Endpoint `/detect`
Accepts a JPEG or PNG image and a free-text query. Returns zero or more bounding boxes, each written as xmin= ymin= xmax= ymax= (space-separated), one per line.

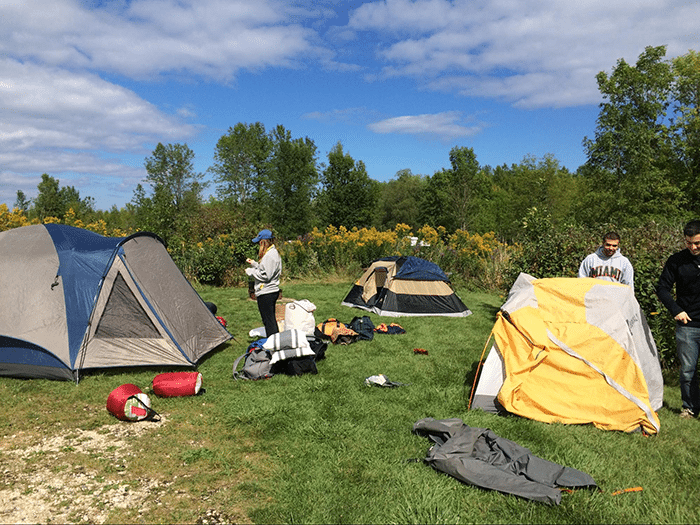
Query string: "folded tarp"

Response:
xmin=413 ymin=418 xmax=597 ymax=505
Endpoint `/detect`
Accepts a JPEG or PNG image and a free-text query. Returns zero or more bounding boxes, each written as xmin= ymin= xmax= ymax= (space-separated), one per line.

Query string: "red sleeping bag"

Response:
xmin=152 ymin=372 xmax=203 ymax=397
xmin=106 ymin=383 xmax=153 ymax=421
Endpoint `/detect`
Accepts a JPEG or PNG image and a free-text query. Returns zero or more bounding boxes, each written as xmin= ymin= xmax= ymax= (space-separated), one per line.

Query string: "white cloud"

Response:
xmin=0 ymin=59 xmax=191 ymax=157
xmin=0 ymin=0 xmax=321 ymax=81
xmin=368 ymin=111 xmax=485 ymax=141
xmin=2 ymin=0 xmax=698 ymax=209
xmin=0 ymin=57 xmax=191 ymax=206
xmin=0 ymin=0 xmax=333 ymax=209
xmin=348 ymin=0 xmax=700 ymax=108
xmin=302 ymin=107 xmax=383 ymax=125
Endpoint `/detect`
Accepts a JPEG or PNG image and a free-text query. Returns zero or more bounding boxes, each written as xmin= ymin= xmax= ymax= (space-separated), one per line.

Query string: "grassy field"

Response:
xmin=1 ymin=279 xmax=700 ymax=524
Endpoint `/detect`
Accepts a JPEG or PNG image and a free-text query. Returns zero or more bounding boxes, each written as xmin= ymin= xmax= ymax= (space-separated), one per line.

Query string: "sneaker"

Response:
xmin=680 ymin=408 xmax=696 ymax=419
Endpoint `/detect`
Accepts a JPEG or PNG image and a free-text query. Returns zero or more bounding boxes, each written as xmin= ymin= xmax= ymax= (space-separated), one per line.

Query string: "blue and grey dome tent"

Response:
xmin=0 ymin=224 xmax=232 ymax=382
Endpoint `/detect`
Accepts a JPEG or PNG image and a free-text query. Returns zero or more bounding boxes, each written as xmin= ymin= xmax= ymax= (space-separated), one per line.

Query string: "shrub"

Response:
xmin=171 ymin=233 xmax=253 ymax=287
xmin=0 ymin=204 xmax=36 ymax=232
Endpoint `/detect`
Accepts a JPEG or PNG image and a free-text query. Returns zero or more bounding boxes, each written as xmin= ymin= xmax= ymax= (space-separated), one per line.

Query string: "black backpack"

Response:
xmin=349 ymin=316 xmax=375 ymax=341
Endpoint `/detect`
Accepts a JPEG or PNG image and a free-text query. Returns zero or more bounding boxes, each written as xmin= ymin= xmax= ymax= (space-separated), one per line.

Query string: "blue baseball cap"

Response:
xmin=252 ymin=229 xmax=273 ymax=243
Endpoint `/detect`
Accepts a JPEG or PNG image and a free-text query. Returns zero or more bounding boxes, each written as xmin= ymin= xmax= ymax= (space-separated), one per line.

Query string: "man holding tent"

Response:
xmin=578 ymin=231 xmax=634 ymax=291
xmin=657 ymin=220 xmax=700 ymax=419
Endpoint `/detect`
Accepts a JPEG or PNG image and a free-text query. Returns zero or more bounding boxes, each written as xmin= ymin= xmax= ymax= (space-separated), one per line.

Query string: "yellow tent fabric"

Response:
xmin=475 ymin=274 xmax=662 ymax=434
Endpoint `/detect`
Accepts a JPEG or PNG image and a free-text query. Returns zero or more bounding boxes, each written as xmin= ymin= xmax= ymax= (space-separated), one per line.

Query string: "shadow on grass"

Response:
xmin=478 ymin=301 xmax=501 ymax=321
xmin=462 ymin=359 xmax=485 ymax=408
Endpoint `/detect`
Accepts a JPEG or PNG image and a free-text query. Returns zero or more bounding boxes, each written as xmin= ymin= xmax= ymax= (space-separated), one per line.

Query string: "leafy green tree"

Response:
xmin=14 ymin=190 xmax=31 ymax=213
xmin=419 ymin=147 xmax=492 ymax=233
xmin=265 ymin=125 xmax=319 ymax=239
xmin=373 ymin=169 xmax=426 ymax=230
xmin=133 ymin=143 xmax=205 ymax=244
xmin=492 ymin=154 xmax=580 ymax=241
xmin=670 ymin=50 xmax=700 ymax=212
xmin=99 ymin=204 xmax=138 ymax=233
xmin=33 ymin=174 xmax=63 ymax=220
xmin=447 ymin=146 xmax=493 ymax=231
xmin=61 ymin=185 xmax=96 ymax=221
xmin=210 ymin=122 xmax=272 ymax=220
xmin=419 ymin=168 xmax=451 ymax=230
xmin=582 ymin=45 xmax=684 ymax=225
xmin=317 ymin=142 xmax=376 ymax=229
xmin=31 ymin=173 xmax=94 ymax=221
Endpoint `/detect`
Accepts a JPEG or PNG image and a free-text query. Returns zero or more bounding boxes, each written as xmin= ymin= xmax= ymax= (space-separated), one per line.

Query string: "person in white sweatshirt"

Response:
xmin=578 ymin=231 xmax=634 ymax=292
xmin=245 ymin=229 xmax=282 ymax=337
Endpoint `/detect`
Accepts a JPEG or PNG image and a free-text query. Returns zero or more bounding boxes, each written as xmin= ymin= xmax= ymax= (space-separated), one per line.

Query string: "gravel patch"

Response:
xmin=0 ymin=417 xmax=171 ymax=524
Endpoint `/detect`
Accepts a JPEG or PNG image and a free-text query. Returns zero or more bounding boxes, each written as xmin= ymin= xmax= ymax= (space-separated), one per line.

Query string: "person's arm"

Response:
xmin=625 ymin=260 xmax=634 ymax=291
xmin=246 ymin=256 xmax=270 ymax=283
xmin=578 ymin=256 xmax=590 ymax=278
xmin=656 ymin=257 xmax=683 ymax=318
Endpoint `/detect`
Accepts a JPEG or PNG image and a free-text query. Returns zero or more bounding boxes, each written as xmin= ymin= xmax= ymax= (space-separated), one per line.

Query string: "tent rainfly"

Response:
xmin=470 ymin=273 xmax=663 ymax=434
xmin=0 ymin=224 xmax=232 ymax=382
xmin=341 ymin=256 xmax=471 ymax=317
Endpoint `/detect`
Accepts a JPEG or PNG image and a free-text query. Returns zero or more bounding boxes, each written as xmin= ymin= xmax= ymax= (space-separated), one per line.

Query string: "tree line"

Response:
xmin=13 ymin=46 xmax=700 ymax=248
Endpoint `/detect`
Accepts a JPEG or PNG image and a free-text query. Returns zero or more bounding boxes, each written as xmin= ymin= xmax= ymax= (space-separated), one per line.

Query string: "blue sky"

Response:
xmin=2 ymin=0 xmax=699 ymax=211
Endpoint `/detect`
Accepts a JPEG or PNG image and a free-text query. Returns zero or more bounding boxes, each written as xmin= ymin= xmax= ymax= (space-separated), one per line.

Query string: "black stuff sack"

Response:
xmin=308 ymin=336 xmax=328 ymax=361
xmin=273 ymin=356 xmax=318 ymax=376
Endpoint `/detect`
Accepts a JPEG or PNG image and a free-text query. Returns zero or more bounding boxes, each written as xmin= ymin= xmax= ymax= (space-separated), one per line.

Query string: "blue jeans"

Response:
xmin=676 ymin=325 xmax=700 ymax=412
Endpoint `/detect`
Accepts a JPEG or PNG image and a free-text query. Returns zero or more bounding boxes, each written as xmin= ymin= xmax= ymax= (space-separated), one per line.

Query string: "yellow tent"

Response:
xmin=470 ymin=274 xmax=663 ymax=434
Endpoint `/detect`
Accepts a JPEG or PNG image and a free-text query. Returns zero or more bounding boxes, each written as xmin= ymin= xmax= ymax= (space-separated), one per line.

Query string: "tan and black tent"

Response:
xmin=342 ymin=256 xmax=471 ymax=317
xmin=470 ymin=273 xmax=663 ymax=434
xmin=0 ymin=224 xmax=232 ymax=382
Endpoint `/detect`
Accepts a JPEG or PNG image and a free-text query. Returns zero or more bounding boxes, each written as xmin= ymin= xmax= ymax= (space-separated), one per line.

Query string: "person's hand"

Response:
xmin=675 ymin=311 xmax=692 ymax=324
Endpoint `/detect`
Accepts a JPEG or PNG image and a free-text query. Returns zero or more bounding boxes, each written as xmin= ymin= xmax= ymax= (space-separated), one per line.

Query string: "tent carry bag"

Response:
xmin=152 ymin=372 xmax=203 ymax=397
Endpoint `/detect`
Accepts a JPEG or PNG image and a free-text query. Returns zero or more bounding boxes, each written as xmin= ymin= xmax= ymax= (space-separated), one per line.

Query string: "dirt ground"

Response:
xmin=0 ymin=415 xmax=217 ymax=524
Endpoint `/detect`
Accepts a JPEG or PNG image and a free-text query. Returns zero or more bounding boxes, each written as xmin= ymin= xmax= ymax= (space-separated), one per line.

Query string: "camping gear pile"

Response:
xmin=0 ymin=224 xmax=232 ymax=382
xmin=314 ymin=316 xmax=378 ymax=344
xmin=313 ymin=316 xmax=406 ymax=345
xmin=238 ymin=300 xmax=328 ymax=380
xmin=233 ymin=328 xmax=323 ymax=380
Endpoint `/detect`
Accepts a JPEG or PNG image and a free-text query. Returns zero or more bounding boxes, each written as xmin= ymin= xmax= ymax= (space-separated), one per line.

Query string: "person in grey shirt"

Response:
xmin=246 ymin=229 xmax=282 ymax=337
xmin=578 ymin=231 xmax=634 ymax=292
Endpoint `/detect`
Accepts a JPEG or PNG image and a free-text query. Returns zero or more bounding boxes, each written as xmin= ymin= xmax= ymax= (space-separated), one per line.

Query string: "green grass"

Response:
xmin=2 ymin=281 xmax=700 ymax=524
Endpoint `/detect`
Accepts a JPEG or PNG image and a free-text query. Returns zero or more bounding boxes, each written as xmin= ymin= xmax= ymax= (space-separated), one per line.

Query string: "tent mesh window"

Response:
xmin=94 ymin=273 xmax=161 ymax=338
